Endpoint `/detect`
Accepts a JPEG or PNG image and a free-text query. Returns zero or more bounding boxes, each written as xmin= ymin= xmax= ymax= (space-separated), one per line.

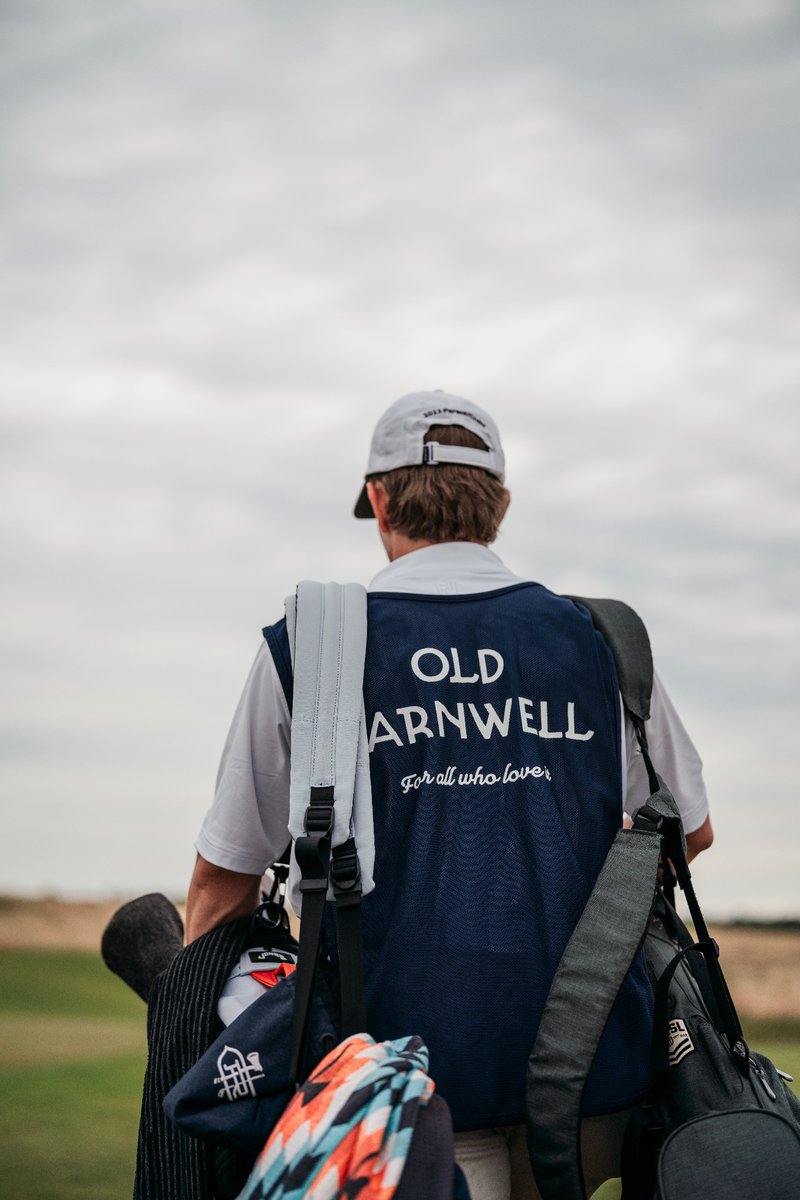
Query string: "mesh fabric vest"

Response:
xmin=265 ymin=582 xmax=654 ymax=1129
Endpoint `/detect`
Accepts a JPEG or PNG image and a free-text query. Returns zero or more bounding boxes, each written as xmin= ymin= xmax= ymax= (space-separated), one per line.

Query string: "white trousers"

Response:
xmin=454 ymin=1109 xmax=633 ymax=1200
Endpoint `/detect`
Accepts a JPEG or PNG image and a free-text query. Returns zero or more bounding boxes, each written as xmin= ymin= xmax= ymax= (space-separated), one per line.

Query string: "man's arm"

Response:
xmin=685 ymin=814 xmax=713 ymax=862
xmin=188 ymin=642 xmax=293 ymax=944
xmin=184 ymin=853 xmax=262 ymax=944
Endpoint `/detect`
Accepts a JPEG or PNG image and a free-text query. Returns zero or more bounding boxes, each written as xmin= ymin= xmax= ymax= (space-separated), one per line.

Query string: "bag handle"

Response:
xmin=635 ymin=784 xmax=747 ymax=1072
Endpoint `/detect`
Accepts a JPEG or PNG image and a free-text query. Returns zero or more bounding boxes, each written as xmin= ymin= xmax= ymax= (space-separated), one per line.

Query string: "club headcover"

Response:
xmin=101 ymin=892 xmax=184 ymax=1002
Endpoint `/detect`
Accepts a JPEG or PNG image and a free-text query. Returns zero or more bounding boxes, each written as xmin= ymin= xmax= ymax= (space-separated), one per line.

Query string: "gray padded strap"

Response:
xmin=285 ymin=581 xmax=374 ymax=905
xmin=526 ymin=781 xmax=681 ymax=1200
xmin=565 ymin=596 xmax=653 ymax=723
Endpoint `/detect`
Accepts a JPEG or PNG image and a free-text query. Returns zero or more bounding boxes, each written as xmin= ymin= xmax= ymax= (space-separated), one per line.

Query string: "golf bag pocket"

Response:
xmin=620 ymin=899 xmax=800 ymax=1199
xmin=655 ymin=1108 xmax=800 ymax=1200
xmin=163 ymin=966 xmax=339 ymax=1154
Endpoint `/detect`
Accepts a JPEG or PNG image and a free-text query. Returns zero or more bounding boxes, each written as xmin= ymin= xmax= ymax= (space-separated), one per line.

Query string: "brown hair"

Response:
xmin=368 ymin=425 xmax=508 ymax=544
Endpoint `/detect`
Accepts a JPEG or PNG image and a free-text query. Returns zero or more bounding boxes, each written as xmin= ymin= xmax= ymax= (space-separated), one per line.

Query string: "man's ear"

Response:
xmin=366 ymin=480 xmax=392 ymax=534
xmin=500 ymin=488 xmax=511 ymax=521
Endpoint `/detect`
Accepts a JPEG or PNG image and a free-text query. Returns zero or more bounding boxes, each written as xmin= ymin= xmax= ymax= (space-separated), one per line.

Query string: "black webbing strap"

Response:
xmin=331 ymin=836 xmax=366 ymax=1038
xmin=289 ymin=786 xmax=334 ymax=1084
xmin=289 ymin=811 xmax=367 ymax=1084
xmin=637 ymin=800 xmax=747 ymax=1073
xmin=650 ymin=942 xmax=715 ymax=1071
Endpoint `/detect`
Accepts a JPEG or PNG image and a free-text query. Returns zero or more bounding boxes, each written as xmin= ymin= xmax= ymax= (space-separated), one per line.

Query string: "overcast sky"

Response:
xmin=2 ymin=0 xmax=798 ymax=917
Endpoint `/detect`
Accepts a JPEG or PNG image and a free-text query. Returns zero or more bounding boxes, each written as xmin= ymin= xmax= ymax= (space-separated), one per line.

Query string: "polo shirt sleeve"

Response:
xmin=195 ymin=641 xmax=291 ymax=875
xmin=624 ymin=670 xmax=709 ymax=834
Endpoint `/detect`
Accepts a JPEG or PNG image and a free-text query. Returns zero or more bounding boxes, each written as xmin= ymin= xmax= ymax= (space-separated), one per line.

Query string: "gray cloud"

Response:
xmin=2 ymin=0 xmax=798 ymax=914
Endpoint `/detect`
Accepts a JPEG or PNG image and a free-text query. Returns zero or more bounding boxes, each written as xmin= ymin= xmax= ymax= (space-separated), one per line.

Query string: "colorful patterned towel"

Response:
xmin=237 ymin=1033 xmax=435 ymax=1200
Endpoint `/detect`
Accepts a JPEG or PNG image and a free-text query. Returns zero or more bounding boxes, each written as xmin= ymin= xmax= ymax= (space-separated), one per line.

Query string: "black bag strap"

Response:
xmin=637 ymin=802 xmax=746 ymax=1067
xmin=567 ymin=595 xmax=662 ymax=802
xmin=649 ymin=941 xmax=717 ymax=1072
xmin=290 ymin=786 xmax=336 ymax=1083
xmin=289 ymin=809 xmax=369 ymax=1087
xmin=565 ymin=596 xmax=653 ymax=725
xmin=330 ymin=836 xmax=366 ymax=1039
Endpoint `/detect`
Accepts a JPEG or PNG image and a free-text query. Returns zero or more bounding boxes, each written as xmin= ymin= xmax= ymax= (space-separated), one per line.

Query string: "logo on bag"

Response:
xmin=214 ymin=1045 xmax=266 ymax=1100
xmin=668 ymin=1019 xmax=695 ymax=1066
xmin=249 ymin=949 xmax=297 ymax=965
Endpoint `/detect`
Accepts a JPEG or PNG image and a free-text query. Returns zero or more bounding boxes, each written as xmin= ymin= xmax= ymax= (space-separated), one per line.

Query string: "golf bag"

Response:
xmin=526 ymin=598 xmax=800 ymax=1200
xmin=164 ymin=581 xmax=466 ymax=1199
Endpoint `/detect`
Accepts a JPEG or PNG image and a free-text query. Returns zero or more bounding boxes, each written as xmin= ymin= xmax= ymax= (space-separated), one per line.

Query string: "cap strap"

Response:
xmin=422 ymin=441 xmax=499 ymax=473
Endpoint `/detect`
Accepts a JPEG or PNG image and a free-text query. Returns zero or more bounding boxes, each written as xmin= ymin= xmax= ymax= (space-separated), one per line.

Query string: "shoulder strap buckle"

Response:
xmin=632 ymin=803 xmax=669 ymax=835
xmin=331 ymin=836 xmax=361 ymax=892
xmin=296 ymin=786 xmax=335 ymax=894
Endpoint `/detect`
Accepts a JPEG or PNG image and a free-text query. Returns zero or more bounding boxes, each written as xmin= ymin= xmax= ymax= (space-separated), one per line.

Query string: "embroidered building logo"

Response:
xmin=667 ymin=1019 xmax=695 ymax=1067
xmin=215 ymin=1045 xmax=266 ymax=1101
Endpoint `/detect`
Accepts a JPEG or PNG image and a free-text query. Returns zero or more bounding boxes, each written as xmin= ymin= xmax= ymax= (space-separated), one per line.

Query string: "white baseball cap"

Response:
xmin=354 ymin=390 xmax=506 ymax=518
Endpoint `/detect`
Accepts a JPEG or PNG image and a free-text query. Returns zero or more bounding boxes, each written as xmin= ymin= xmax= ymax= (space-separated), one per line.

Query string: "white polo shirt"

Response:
xmin=196 ymin=543 xmax=709 ymax=876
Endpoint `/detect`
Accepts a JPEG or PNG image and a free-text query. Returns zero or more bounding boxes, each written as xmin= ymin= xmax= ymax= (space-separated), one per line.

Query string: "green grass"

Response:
xmin=1 ymin=1055 xmax=147 ymax=1199
xmin=0 ymin=950 xmax=798 ymax=1200
xmin=0 ymin=948 xmax=147 ymax=1018
xmin=0 ymin=949 xmax=147 ymax=1200
xmin=744 ymin=1036 xmax=800 ymax=1095
xmin=593 ymin=1180 xmax=622 ymax=1199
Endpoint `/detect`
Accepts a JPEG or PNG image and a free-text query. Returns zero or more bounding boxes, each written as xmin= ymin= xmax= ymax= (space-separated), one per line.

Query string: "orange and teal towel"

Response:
xmin=238 ymin=1033 xmax=435 ymax=1199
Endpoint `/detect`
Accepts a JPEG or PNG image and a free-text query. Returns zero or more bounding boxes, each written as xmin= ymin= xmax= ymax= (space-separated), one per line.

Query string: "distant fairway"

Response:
xmin=0 ymin=948 xmax=147 ymax=1200
xmin=1 ymin=937 xmax=798 ymax=1200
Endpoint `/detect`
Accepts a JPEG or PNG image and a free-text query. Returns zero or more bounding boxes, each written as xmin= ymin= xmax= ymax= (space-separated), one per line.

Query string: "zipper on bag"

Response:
xmin=748 ymin=1056 xmax=777 ymax=1102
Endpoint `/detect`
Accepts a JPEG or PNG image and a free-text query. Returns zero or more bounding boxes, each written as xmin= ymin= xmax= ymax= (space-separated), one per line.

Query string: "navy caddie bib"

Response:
xmin=264 ymin=582 xmax=654 ymax=1130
